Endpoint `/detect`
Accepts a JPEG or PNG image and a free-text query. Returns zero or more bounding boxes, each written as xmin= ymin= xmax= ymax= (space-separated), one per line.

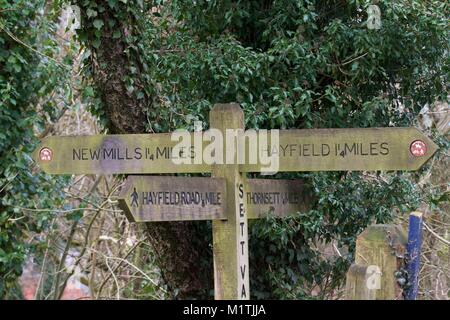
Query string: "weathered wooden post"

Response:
xmin=210 ymin=103 xmax=249 ymax=300
xmin=345 ymin=264 xmax=377 ymax=300
xmin=405 ymin=211 xmax=423 ymax=300
xmin=346 ymin=224 xmax=407 ymax=300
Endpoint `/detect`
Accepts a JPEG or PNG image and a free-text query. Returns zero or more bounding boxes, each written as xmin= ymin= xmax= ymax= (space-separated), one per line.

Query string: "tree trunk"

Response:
xmin=74 ymin=2 xmax=213 ymax=299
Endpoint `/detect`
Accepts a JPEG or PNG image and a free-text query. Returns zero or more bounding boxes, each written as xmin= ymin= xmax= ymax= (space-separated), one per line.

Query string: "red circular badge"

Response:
xmin=39 ymin=147 xmax=53 ymax=161
xmin=410 ymin=140 xmax=427 ymax=157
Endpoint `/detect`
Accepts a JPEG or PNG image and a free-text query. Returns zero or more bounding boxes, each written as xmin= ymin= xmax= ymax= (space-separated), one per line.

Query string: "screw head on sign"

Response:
xmin=39 ymin=147 xmax=53 ymax=161
xmin=410 ymin=140 xmax=427 ymax=157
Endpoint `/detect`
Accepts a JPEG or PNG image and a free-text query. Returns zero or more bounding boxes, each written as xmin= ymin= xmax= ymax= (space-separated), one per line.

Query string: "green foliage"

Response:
xmin=0 ymin=0 xmax=73 ymax=297
xmin=73 ymin=0 xmax=448 ymax=298
xmin=133 ymin=0 xmax=448 ymax=132
xmin=250 ymin=172 xmax=421 ymax=298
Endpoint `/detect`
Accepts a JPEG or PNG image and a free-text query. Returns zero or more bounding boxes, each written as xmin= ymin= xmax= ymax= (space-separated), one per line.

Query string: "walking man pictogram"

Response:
xmin=131 ymin=188 xmax=139 ymax=207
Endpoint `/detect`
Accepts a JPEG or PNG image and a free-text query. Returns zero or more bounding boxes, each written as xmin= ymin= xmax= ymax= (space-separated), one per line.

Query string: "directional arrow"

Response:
xmin=32 ymin=133 xmax=209 ymax=175
xmin=117 ymin=176 xmax=227 ymax=222
xmin=118 ymin=176 xmax=314 ymax=222
xmin=242 ymin=127 xmax=438 ymax=172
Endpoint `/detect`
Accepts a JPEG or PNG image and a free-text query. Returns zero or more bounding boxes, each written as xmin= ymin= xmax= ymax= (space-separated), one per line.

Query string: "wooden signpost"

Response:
xmin=118 ymin=176 xmax=227 ymax=222
xmin=32 ymin=103 xmax=438 ymax=300
xmin=33 ymin=129 xmax=437 ymax=175
xmin=209 ymin=104 xmax=249 ymax=299
xmin=32 ymin=133 xmax=210 ymax=175
xmin=118 ymin=177 xmax=311 ymax=222
xmin=245 ymin=178 xmax=311 ymax=219
xmin=243 ymin=127 xmax=438 ymax=172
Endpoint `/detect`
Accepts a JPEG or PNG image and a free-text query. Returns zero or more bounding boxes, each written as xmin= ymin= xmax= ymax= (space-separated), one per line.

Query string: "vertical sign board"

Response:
xmin=210 ymin=104 xmax=250 ymax=300
xmin=405 ymin=211 xmax=423 ymax=300
xmin=237 ymin=181 xmax=248 ymax=299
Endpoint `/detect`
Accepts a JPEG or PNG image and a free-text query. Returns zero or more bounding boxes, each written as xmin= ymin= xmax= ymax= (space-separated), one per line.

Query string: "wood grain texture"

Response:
xmin=210 ymin=103 xmax=250 ymax=300
xmin=118 ymin=176 xmax=226 ymax=222
xmin=345 ymin=264 xmax=377 ymax=300
xmin=33 ymin=128 xmax=438 ymax=174
xmin=354 ymin=224 xmax=407 ymax=300
xmin=242 ymin=127 xmax=438 ymax=172
xmin=245 ymin=179 xmax=313 ymax=219
xmin=32 ymin=133 xmax=210 ymax=174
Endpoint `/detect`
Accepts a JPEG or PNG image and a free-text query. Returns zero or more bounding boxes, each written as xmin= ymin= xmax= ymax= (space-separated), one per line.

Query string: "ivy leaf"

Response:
xmin=108 ymin=0 xmax=118 ymax=8
xmin=83 ymin=86 xmax=95 ymax=98
xmin=93 ymin=19 xmax=104 ymax=30
xmin=92 ymin=38 xmax=101 ymax=48
xmin=112 ymin=30 xmax=121 ymax=39
xmin=86 ymin=8 xmax=97 ymax=18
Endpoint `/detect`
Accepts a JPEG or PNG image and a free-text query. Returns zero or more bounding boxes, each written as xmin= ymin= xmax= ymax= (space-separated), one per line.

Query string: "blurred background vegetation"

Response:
xmin=0 ymin=0 xmax=448 ymax=299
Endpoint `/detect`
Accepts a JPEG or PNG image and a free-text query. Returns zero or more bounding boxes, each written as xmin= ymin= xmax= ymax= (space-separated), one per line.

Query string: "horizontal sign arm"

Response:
xmin=33 ymin=127 xmax=438 ymax=174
